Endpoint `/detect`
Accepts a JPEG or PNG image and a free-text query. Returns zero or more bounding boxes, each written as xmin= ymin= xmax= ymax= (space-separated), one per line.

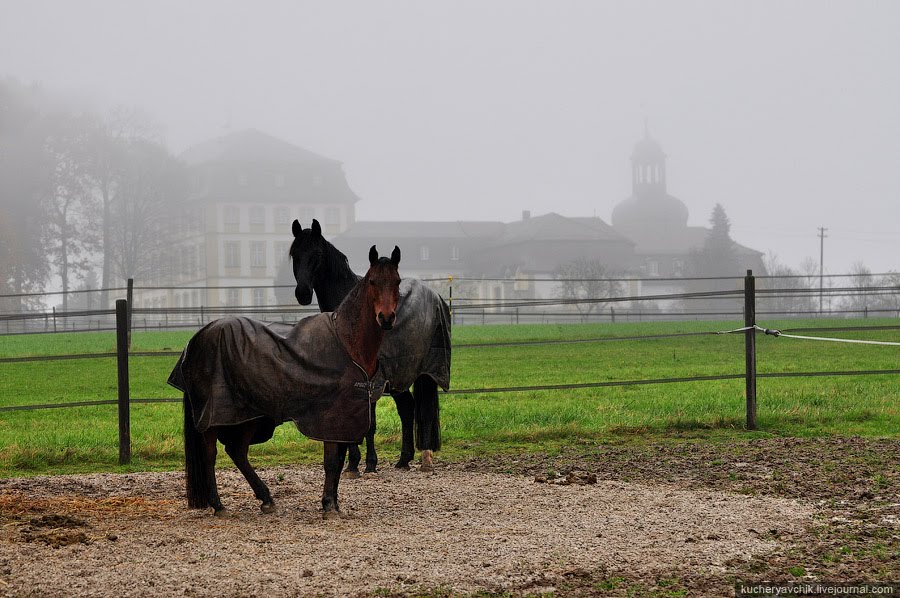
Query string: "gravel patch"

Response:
xmin=0 ymin=465 xmax=811 ymax=597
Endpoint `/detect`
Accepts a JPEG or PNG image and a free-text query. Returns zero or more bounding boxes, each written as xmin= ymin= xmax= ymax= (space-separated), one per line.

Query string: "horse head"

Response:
xmin=365 ymin=245 xmax=401 ymax=331
xmin=290 ymin=219 xmax=328 ymax=305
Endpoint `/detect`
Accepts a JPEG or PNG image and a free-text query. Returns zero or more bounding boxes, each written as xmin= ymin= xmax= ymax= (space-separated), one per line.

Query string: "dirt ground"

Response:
xmin=0 ymin=437 xmax=897 ymax=597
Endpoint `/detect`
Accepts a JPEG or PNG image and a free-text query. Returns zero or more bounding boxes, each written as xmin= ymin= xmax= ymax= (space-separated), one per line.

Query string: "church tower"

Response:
xmin=612 ymin=129 xmax=688 ymax=234
xmin=631 ymin=126 xmax=667 ymax=198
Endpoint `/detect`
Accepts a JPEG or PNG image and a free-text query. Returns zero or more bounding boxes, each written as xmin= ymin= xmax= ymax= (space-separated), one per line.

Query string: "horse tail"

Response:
xmin=413 ymin=375 xmax=441 ymax=451
xmin=183 ymin=393 xmax=210 ymax=509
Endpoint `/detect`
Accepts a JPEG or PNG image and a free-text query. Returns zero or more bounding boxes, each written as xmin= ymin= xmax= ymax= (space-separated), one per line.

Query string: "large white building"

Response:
xmin=134 ymin=129 xmax=359 ymax=310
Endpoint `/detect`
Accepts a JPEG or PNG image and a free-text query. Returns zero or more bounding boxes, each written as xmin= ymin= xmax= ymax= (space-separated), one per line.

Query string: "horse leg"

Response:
xmin=344 ymin=443 xmax=362 ymax=479
xmin=224 ymin=424 xmax=275 ymax=514
xmin=414 ymin=376 xmax=441 ymax=473
xmin=392 ymin=390 xmax=415 ymax=469
xmin=322 ymin=441 xmax=348 ymax=519
xmin=184 ymin=394 xmax=217 ymax=510
xmin=202 ymin=431 xmax=225 ymax=514
xmin=364 ymin=404 xmax=377 ymax=473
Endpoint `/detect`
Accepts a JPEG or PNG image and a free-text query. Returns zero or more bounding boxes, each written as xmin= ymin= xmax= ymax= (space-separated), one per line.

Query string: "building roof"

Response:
xmin=181 ymin=129 xmax=341 ymax=166
xmin=503 ymin=213 xmax=631 ymax=244
xmin=631 ymin=133 xmax=666 ymax=163
xmin=336 ymin=220 xmax=505 ymax=240
xmin=627 ymin=225 xmax=763 ymax=257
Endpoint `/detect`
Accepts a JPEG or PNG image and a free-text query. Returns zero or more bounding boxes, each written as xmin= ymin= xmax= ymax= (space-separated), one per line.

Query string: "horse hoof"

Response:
xmin=260 ymin=502 xmax=276 ymax=514
xmin=342 ymin=470 xmax=361 ymax=479
xmin=364 ymin=466 xmax=377 ymax=474
xmin=322 ymin=510 xmax=341 ymax=521
xmin=213 ymin=507 xmax=228 ymax=517
xmin=395 ymin=461 xmax=411 ymax=470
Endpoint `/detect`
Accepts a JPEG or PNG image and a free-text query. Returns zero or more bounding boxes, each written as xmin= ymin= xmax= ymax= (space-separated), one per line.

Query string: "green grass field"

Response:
xmin=0 ymin=318 xmax=897 ymax=476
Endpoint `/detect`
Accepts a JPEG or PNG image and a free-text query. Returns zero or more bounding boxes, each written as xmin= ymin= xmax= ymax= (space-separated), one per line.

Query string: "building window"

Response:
xmin=224 ymin=241 xmax=241 ymax=268
xmin=312 ymin=174 xmax=323 ymax=187
xmin=224 ymin=205 xmax=239 ymax=225
xmin=249 ymin=206 xmax=265 ymax=225
xmin=420 ymin=246 xmax=430 ymax=261
xmin=252 ymin=288 xmax=266 ymax=306
xmin=451 ymin=246 xmax=460 ymax=261
xmin=250 ymin=241 xmax=266 ymax=268
xmin=226 ymin=288 xmax=241 ymax=306
xmin=324 ymin=207 xmax=341 ymax=234
xmin=274 ymin=206 xmax=290 ymax=225
xmin=646 ymin=259 xmax=659 ymax=276
xmin=275 ymin=241 xmax=290 ymax=261
xmin=238 ymin=172 xmax=248 ymax=186
xmin=274 ymin=173 xmax=285 ymax=188
xmin=672 ymin=258 xmax=684 ymax=277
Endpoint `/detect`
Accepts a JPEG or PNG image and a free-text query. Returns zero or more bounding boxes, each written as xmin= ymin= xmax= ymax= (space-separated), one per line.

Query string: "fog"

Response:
xmin=3 ymin=0 xmax=899 ymax=274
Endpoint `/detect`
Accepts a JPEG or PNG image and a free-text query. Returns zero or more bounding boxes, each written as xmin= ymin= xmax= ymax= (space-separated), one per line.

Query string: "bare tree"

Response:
xmin=41 ymin=113 xmax=99 ymax=311
xmin=0 ymin=79 xmax=52 ymax=311
xmin=875 ymin=272 xmax=900 ymax=317
xmin=108 ymin=138 xmax=186 ymax=284
xmin=760 ymin=252 xmax=815 ymax=316
xmin=841 ymin=261 xmax=876 ymax=317
xmin=84 ymin=107 xmax=159 ymax=306
xmin=555 ymin=257 xmax=622 ymax=316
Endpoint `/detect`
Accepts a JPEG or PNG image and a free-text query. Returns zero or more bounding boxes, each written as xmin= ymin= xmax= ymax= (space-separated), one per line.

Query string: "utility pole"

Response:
xmin=818 ymin=227 xmax=828 ymax=314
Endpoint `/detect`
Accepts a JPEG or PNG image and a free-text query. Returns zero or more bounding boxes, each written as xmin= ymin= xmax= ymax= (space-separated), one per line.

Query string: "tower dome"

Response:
xmin=611 ymin=131 xmax=689 ymax=233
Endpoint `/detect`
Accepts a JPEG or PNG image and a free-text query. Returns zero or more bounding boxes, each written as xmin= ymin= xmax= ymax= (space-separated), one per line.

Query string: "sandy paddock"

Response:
xmin=0 ymin=463 xmax=813 ymax=597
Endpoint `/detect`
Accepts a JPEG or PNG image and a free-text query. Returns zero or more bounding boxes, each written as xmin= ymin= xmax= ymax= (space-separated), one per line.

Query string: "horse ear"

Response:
xmin=311 ymin=219 xmax=322 ymax=237
xmin=369 ymin=245 xmax=378 ymax=266
xmin=390 ymin=245 xmax=401 ymax=266
xmin=292 ymin=219 xmax=301 ymax=237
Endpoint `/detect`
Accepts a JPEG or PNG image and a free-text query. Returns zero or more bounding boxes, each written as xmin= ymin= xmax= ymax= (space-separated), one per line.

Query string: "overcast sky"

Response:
xmin=3 ymin=1 xmax=898 ymax=274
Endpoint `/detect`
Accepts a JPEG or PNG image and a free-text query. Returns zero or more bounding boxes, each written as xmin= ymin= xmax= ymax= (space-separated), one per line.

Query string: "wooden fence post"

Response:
xmin=116 ymin=299 xmax=131 ymax=465
xmin=744 ymin=269 xmax=758 ymax=430
xmin=126 ymin=279 xmax=134 ymax=349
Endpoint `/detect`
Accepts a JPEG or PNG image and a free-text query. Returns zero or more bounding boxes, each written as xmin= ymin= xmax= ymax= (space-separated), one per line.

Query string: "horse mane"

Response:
xmin=322 ymin=241 xmax=358 ymax=280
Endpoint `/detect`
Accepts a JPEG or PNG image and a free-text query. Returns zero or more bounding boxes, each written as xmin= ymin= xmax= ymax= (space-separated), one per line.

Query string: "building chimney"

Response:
xmin=522 ymin=210 xmax=531 ymax=221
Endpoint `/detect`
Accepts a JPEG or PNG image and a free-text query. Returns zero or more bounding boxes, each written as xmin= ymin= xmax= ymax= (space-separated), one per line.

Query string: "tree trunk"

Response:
xmin=60 ymin=226 xmax=69 ymax=312
xmin=100 ymin=178 xmax=111 ymax=309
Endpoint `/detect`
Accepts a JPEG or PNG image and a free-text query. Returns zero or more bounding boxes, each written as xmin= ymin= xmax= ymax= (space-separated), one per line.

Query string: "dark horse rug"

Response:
xmin=378 ymin=278 xmax=451 ymax=393
xmin=168 ymin=314 xmax=388 ymax=443
xmin=262 ymin=278 xmax=450 ymax=393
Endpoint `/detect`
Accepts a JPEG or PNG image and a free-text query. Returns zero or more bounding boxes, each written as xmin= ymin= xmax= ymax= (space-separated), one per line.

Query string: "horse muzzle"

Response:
xmin=377 ymin=312 xmax=396 ymax=330
xmin=295 ymin=285 xmax=313 ymax=306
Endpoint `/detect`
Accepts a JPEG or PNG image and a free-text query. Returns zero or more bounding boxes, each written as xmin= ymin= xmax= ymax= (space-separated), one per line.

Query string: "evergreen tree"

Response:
xmin=684 ymin=204 xmax=742 ymax=317
xmin=692 ymin=203 xmax=739 ymax=277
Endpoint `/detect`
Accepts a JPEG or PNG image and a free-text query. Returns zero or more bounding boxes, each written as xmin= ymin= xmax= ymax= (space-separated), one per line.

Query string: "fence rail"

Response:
xmin=1 ymin=270 xmax=898 ymax=465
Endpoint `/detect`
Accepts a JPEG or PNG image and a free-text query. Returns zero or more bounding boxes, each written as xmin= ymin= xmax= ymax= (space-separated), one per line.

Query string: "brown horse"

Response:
xmin=289 ymin=219 xmax=450 ymax=476
xmin=169 ymin=245 xmax=401 ymax=518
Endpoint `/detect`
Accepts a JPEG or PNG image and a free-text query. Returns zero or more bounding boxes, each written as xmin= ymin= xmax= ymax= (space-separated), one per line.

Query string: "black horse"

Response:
xmin=289 ymin=219 xmax=451 ymax=475
xmin=169 ymin=245 xmax=401 ymax=518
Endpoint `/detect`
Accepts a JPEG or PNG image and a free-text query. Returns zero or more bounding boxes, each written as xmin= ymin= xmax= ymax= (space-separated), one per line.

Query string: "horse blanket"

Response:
xmin=378 ymin=279 xmax=451 ymax=393
xmin=278 ymin=279 xmax=451 ymax=393
xmin=168 ymin=314 xmax=387 ymax=443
